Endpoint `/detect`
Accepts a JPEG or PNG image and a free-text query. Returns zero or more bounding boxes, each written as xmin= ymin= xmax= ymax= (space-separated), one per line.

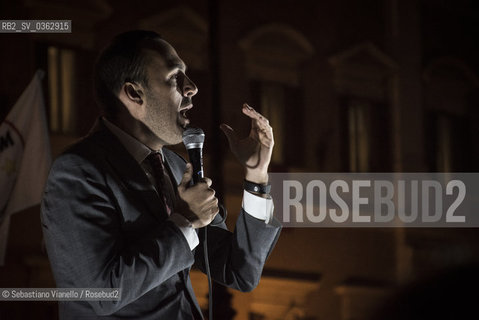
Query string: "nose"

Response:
xmin=182 ymin=74 xmax=198 ymax=97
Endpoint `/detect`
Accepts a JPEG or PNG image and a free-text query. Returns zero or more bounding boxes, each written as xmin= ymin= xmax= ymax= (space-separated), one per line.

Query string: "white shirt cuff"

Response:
xmin=169 ymin=213 xmax=199 ymax=250
xmin=242 ymin=190 xmax=274 ymax=224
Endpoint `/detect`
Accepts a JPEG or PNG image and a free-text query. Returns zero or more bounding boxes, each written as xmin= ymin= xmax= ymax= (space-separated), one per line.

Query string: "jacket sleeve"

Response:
xmin=194 ymin=208 xmax=281 ymax=292
xmin=41 ymin=153 xmax=195 ymax=316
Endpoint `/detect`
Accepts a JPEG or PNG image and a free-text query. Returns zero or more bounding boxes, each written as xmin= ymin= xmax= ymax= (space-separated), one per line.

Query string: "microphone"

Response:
xmin=182 ymin=127 xmax=215 ymax=320
xmin=182 ymin=127 xmax=226 ymax=226
xmin=182 ymin=127 xmax=205 ymax=185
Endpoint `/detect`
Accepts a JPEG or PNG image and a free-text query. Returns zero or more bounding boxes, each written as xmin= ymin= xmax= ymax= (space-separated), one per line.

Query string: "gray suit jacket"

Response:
xmin=41 ymin=122 xmax=281 ymax=319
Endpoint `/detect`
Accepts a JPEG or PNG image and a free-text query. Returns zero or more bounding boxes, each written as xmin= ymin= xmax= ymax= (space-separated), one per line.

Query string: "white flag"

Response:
xmin=0 ymin=70 xmax=51 ymax=266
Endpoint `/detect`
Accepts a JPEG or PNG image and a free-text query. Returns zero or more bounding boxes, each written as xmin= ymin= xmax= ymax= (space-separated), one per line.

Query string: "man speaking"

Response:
xmin=41 ymin=30 xmax=281 ymax=319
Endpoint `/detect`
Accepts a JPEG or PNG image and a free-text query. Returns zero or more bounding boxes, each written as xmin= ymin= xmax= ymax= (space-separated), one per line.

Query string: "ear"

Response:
xmin=118 ymin=82 xmax=145 ymax=119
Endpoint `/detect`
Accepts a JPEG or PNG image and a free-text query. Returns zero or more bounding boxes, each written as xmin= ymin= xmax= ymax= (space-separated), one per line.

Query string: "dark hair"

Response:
xmin=93 ymin=30 xmax=163 ymax=118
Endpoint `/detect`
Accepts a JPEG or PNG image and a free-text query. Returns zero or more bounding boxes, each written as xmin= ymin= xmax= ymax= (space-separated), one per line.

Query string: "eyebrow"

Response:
xmin=168 ymin=60 xmax=186 ymax=72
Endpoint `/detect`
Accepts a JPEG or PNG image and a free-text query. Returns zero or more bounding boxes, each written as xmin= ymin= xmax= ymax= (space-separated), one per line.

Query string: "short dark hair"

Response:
xmin=93 ymin=30 xmax=163 ymax=118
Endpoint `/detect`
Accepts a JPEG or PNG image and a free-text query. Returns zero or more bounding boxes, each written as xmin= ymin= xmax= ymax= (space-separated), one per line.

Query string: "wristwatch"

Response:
xmin=243 ymin=179 xmax=271 ymax=195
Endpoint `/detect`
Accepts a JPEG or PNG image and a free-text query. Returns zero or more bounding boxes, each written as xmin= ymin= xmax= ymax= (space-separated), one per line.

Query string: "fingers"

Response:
xmin=241 ymin=103 xmax=274 ymax=147
xmin=257 ymin=129 xmax=274 ymax=148
xmin=202 ymin=197 xmax=219 ymax=215
xmin=181 ymin=175 xmax=215 ymax=204
xmin=242 ymin=104 xmax=272 ymax=132
xmin=201 ymin=177 xmax=213 ymax=188
xmin=176 ymin=174 xmax=219 ymax=228
xmin=242 ymin=103 xmax=268 ymax=123
xmin=183 ymin=183 xmax=219 ymax=228
xmin=194 ymin=182 xmax=216 ymax=213
xmin=178 ymin=163 xmax=193 ymax=191
xmin=222 ymin=103 xmax=272 ymax=140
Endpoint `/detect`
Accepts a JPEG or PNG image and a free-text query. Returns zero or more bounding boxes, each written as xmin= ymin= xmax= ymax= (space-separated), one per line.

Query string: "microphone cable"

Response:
xmin=203 ymin=226 xmax=212 ymax=320
xmin=204 ymin=203 xmax=227 ymax=320
xmin=182 ymin=127 xmax=227 ymax=320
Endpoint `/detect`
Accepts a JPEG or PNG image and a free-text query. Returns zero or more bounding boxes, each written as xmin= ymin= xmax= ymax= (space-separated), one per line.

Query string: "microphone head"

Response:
xmin=182 ymin=127 xmax=205 ymax=149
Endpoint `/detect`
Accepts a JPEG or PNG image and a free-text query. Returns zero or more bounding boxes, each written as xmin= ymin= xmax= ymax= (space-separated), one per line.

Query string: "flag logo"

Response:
xmin=0 ymin=122 xmax=24 ymax=216
xmin=0 ymin=70 xmax=51 ymax=265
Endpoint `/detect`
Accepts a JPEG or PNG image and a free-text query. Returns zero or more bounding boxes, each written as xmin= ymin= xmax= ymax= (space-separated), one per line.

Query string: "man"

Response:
xmin=41 ymin=30 xmax=281 ymax=319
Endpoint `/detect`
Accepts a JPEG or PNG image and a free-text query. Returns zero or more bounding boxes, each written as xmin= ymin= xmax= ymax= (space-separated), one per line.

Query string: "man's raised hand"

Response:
xmin=220 ymin=103 xmax=274 ymax=184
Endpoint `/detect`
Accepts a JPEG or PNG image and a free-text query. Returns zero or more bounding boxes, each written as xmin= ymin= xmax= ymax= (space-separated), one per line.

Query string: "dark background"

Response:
xmin=1 ymin=0 xmax=479 ymax=319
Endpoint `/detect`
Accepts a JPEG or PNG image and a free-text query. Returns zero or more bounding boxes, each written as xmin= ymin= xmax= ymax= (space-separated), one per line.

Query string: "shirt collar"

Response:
xmin=102 ymin=117 xmax=163 ymax=164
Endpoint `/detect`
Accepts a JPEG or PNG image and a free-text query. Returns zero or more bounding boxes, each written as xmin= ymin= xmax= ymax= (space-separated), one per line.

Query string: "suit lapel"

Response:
xmin=162 ymin=148 xmax=186 ymax=186
xmin=162 ymin=148 xmax=202 ymax=312
xmin=89 ymin=121 xmax=169 ymax=223
xmin=85 ymin=121 xmax=202 ymax=316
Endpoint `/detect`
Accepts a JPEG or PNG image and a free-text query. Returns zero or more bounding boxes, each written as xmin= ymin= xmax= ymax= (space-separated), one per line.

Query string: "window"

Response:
xmin=240 ymin=24 xmax=313 ymax=169
xmin=47 ymin=46 xmax=77 ymax=134
xmin=259 ymin=83 xmax=285 ymax=164
xmin=250 ymin=81 xmax=304 ymax=167
xmin=348 ymin=101 xmax=370 ymax=172
xmin=425 ymin=112 xmax=471 ymax=171
xmin=423 ymin=58 xmax=477 ymax=172
xmin=342 ymin=98 xmax=391 ymax=172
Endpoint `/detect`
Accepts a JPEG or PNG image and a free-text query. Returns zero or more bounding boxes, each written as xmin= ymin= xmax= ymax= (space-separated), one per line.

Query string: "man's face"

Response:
xmin=141 ymin=40 xmax=198 ymax=146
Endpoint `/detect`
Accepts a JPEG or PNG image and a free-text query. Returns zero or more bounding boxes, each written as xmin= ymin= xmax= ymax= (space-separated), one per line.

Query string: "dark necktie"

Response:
xmin=148 ymin=154 xmax=198 ymax=320
xmin=147 ymin=152 xmax=174 ymax=216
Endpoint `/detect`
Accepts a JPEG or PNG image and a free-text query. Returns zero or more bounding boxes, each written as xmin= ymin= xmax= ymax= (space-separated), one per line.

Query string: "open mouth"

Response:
xmin=180 ymin=109 xmax=188 ymax=118
xmin=180 ymin=104 xmax=192 ymax=118
xmin=179 ymin=104 xmax=192 ymax=127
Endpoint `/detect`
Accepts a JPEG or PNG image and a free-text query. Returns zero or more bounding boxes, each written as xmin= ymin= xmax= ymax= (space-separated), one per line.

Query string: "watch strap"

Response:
xmin=244 ymin=179 xmax=271 ymax=194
